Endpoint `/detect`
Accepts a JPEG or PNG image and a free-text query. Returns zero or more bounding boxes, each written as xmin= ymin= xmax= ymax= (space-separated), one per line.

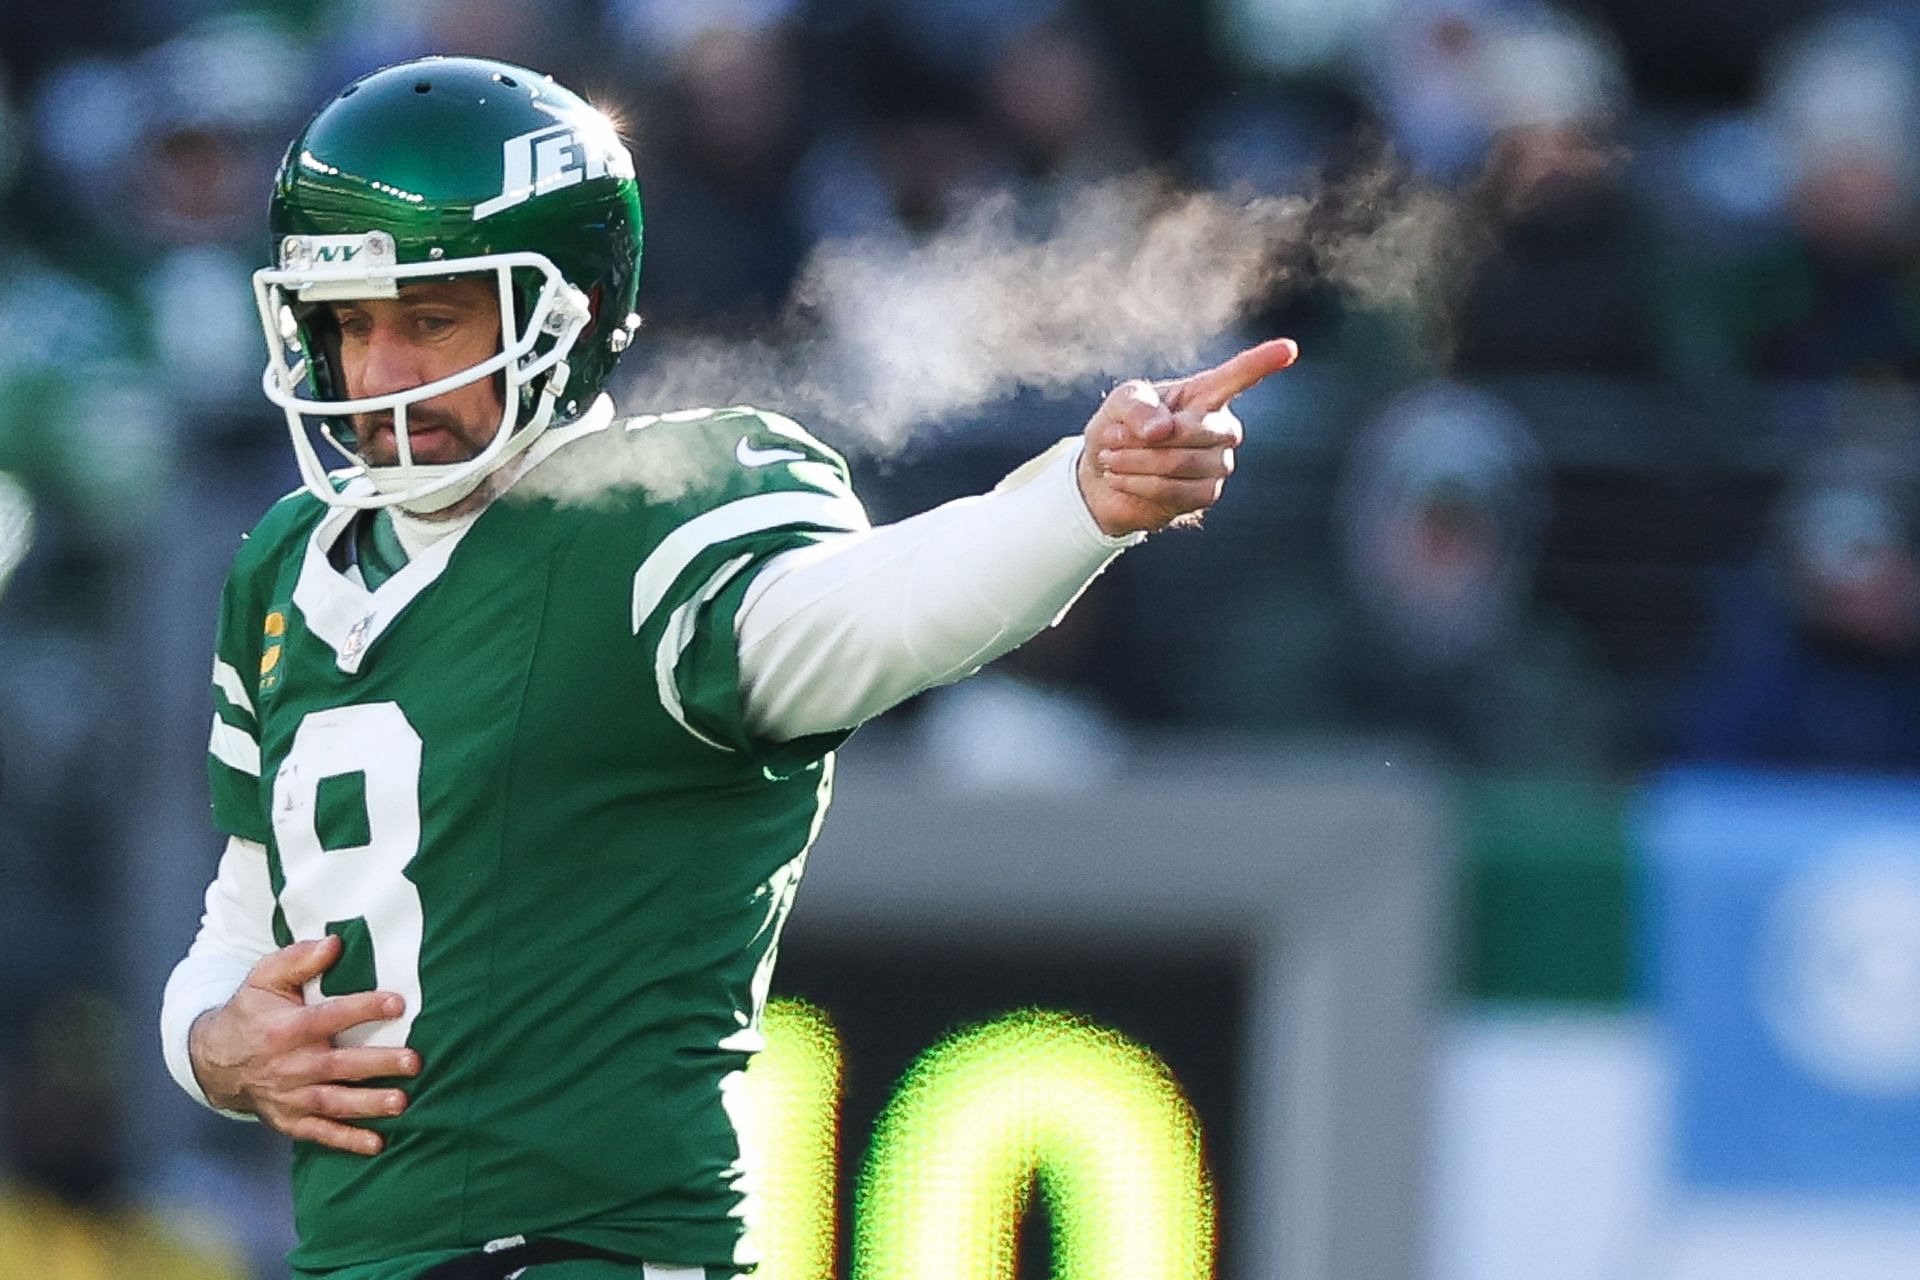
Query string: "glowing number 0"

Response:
xmin=271 ymin=701 xmax=426 ymax=1048
xmin=853 ymin=1011 xmax=1214 ymax=1280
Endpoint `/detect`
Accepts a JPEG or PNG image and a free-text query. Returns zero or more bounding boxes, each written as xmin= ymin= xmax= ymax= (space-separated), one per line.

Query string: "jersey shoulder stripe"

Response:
xmin=208 ymin=716 xmax=261 ymax=776
xmin=510 ymin=405 xmax=867 ymax=764
xmin=505 ymin=405 xmax=868 ymax=639
xmin=628 ymin=489 xmax=866 ymax=636
xmin=654 ymin=551 xmax=759 ymax=751
xmin=206 ymin=490 xmax=327 ymax=843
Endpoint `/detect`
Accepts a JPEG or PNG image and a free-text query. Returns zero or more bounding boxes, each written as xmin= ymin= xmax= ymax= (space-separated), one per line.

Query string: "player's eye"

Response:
xmin=415 ymin=314 xmax=458 ymax=337
xmin=336 ymin=312 xmax=372 ymax=341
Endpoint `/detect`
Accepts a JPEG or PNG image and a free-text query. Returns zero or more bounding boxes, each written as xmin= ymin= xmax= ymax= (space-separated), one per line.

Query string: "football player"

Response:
xmin=159 ymin=56 xmax=1294 ymax=1280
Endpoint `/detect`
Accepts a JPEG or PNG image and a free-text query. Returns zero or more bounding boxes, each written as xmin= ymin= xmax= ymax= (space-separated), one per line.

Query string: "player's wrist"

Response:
xmin=1063 ymin=438 xmax=1147 ymax=543
xmin=1074 ymin=447 xmax=1115 ymax=536
xmin=188 ymin=1005 xmax=256 ymax=1115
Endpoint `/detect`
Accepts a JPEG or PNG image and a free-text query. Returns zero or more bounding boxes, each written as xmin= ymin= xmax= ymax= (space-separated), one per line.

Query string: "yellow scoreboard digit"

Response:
xmin=742 ymin=1000 xmax=1214 ymax=1280
xmin=735 ymin=999 xmax=843 ymax=1280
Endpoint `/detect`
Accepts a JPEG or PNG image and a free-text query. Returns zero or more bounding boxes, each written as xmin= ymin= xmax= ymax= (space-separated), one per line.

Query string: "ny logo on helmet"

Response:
xmin=474 ymin=123 xmax=623 ymax=221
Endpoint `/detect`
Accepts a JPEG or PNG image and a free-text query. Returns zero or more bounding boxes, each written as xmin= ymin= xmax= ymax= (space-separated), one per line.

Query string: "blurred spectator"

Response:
xmin=1216 ymin=0 xmax=1408 ymax=81
xmin=629 ymin=22 xmax=813 ymax=329
xmin=0 ymin=4 xmax=173 ymax=95
xmin=322 ymin=0 xmax=597 ymax=89
xmin=0 ymin=379 xmax=172 ymax=1008
xmin=1186 ymin=382 xmax=1626 ymax=773
xmin=793 ymin=19 xmax=1001 ymax=246
xmin=28 ymin=14 xmax=315 ymax=420
xmin=1185 ymin=86 xmax=1360 ymax=205
xmin=1348 ymin=5 xmax=1651 ymax=374
xmin=1445 ymin=11 xmax=1652 ymax=375
xmin=607 ymin=0 xmax=800 ymax=67
xmin=1675 ymin=435 xmax=1920 ymax=772
xmin=792 ymin=6 xmax=1148 ymax=254
xmin=0 ymin=989 xmax=245 ymax=1279
xmin=1250 ymin=5 xmax=1653 ymax=379
xmin=980 ymin=16 xmax=1141 ymax=203
xmin=1363 ymin=0 xmax=1515 ymax=187
xmin=1657 ymin=13 xmax=1920 ymax=381
xmin=878 ymin=0 xmax=1065 ymax=84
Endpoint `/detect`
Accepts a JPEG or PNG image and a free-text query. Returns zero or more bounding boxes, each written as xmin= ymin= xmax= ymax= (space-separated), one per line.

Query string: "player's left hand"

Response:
xmin=1077 ymin=337 xmax=1299 ymax=537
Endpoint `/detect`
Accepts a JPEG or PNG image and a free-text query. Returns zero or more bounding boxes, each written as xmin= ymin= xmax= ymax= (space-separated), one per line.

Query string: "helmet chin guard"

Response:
xmin=253 ymin=244 xmax=591 ymax=513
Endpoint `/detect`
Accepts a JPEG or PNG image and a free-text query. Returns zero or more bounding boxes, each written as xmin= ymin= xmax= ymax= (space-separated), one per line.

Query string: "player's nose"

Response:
xmin=353 ymin=326 xmax=428 ymax=400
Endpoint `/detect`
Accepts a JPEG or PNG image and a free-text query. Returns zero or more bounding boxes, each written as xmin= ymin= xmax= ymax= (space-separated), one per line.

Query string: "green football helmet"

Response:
xmin=252 ymin=56 xmax=644 ymax=512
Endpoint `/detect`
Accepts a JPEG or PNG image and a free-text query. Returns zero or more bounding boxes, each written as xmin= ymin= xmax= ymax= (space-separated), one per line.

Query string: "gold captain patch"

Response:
xmin=260 ymin=611 xmax=288 ymax=693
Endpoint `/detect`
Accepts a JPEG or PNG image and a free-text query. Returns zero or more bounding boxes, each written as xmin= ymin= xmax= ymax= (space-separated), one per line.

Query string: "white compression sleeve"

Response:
xmin=735 ymin=437 xmax=1143 ymax=741
xmin=160 ymin=835 xmax=277 ymax=1116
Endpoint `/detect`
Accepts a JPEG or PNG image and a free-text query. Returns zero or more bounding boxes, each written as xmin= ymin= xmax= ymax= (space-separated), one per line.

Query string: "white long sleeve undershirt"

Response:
xmin=161 ymin=436 xmax=1139 ymax=1109
xmin=735 ymin=436 xmax=1136 ymax=738
xmin=160 ymin=834 xmax=278 ymax=1113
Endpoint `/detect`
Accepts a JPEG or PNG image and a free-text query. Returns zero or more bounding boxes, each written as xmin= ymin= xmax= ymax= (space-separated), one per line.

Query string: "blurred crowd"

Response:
xmin=6 ymin=0 xmax=1920 ymax=1270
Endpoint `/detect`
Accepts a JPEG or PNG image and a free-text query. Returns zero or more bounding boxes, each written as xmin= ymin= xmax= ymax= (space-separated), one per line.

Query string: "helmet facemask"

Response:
xmin=256 ymin=56 xmax=643 ymax=510
xmin=253 ymin=233 xmax=593 ymax=513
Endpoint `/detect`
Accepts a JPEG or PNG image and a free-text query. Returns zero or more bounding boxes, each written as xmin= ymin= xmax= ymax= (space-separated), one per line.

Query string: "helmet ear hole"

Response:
xmin=293 ymin=304 xmax=356 ymax=449
xmin=509 ymin=268 xmax=542 ymax=419
xmin=294 ymin=302 xmax=346 ymax=401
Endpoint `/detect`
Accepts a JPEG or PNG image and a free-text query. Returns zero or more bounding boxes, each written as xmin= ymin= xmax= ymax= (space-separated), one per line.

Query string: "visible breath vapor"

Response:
xmin=573 ymin=157 xmax=1473 ymax=498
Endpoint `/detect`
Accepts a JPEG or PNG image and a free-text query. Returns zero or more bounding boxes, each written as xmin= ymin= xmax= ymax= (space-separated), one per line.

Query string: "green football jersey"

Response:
xmin=204 ymin=406 xmax=867 ymax=1276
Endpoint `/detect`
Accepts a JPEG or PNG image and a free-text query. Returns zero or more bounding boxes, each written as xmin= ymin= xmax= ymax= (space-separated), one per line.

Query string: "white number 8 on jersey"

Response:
xmin=272 ymin=702 xmax=426 ymax=1048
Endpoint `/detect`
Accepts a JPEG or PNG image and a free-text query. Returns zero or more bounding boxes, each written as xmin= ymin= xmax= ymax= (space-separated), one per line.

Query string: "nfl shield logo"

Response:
xmin=344 ymin=614 xmax=375 ymax=663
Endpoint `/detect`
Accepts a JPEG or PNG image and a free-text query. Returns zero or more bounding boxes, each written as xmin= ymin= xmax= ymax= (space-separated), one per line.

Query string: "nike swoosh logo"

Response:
xmin=736 ymin=438 xmax=807 ymax=468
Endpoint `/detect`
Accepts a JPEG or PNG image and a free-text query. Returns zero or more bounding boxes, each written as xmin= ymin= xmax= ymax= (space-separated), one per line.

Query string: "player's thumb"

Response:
xmin=253 ymin=935 xmax=341 ymax=992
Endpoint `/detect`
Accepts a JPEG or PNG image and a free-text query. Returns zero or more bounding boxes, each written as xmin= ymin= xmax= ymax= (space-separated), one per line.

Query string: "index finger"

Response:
xmin=302 ymin=990 xmax=405 ymax=1041
xmin=248 ymin=935 xmax=342 ymax=993
xmin=1165 ymin=337 xmax=1299 ymax=413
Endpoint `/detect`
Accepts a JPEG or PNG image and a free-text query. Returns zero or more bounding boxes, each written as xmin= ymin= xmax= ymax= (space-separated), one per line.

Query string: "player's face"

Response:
xmin=333 ymin=279 xmax=506 ymax=467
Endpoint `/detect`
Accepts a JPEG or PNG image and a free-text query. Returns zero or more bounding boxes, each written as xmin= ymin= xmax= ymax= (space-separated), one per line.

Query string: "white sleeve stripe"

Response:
xmin=208 ymin=715 xmax=261 ymax=777
xmin=654 ymin=553 xmax=757 ymax=752
xmin=630 ymin=490 xmax=869 ymax=636
xmin=212 ymin=658 xmax=254 ymax=717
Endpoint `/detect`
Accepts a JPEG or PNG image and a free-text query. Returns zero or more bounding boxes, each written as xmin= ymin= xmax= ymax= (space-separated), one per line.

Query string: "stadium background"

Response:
xmin=6 ymin=0 xmax=1920 ymax=1276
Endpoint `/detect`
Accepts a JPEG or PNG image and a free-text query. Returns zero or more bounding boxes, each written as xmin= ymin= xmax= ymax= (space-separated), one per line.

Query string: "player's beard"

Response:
xmin=353 ymin=407 xmax=493 ymax=468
